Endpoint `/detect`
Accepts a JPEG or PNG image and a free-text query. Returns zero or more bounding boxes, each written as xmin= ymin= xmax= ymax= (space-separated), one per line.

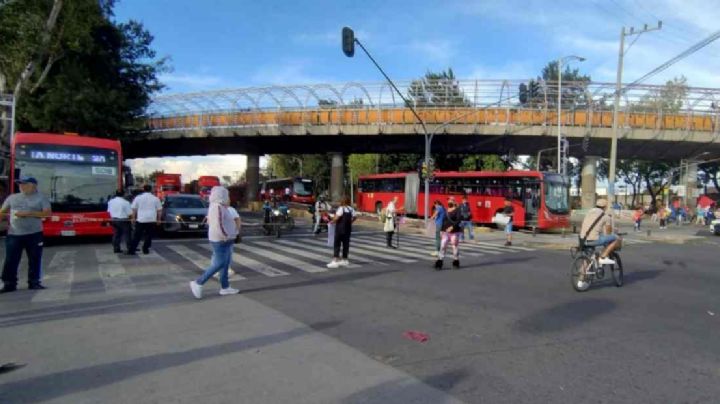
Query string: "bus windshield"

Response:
xmin=293 ymin=180 xmax=313 ymax=196
xmin=544 ymin=178 xmax=569 ymax=214
xmin=15 ymin=147 xmax=118 ymax=212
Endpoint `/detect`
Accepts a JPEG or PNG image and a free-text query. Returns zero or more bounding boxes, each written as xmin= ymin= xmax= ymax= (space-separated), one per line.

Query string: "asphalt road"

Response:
xmin=0 ymin=228 xmax=719 ymax=403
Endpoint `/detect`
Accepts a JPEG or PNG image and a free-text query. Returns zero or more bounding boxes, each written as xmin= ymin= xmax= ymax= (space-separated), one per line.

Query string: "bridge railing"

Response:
xmin=145 ymin=80 xmax=720 ymax=134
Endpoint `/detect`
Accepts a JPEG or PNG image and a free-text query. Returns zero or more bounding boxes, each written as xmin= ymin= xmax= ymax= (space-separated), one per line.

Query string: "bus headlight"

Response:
xmin=174 ymin=215 xmax=182 ymax=222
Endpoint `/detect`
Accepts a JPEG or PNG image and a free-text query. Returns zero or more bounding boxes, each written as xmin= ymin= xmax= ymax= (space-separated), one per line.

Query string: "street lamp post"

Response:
xmin=557 ymin=55 xmax=585 ymax=177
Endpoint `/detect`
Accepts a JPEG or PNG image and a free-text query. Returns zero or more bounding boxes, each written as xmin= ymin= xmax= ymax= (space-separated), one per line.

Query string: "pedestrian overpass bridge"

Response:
xmin=127 ymin=79 xmax=720 ymax=202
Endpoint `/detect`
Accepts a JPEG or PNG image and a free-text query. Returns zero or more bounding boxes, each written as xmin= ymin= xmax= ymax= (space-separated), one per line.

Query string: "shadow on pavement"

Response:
xmin=593 ymin=269 xmax=664 ymax=290
xmin=0 ymin=270 xmax=397 ymax=328
xmin=460 ymin=255 xmax=536 ymax=269
xmin=0 ymin=321 xmax=341 ymax=404
xmin=341 ymin=368 xmax=468 ymax=404
xmin=514 ymin=298 xmax=615 ymax=334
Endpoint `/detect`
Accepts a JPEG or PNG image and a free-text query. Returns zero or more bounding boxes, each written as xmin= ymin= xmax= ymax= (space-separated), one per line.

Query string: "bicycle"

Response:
xmin=570 ymin=233 xmax=625 ymax=292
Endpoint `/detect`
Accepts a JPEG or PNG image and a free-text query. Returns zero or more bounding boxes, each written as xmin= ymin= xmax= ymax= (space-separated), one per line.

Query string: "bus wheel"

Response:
xmin=375 ymin=202 xmax=383 ymax=215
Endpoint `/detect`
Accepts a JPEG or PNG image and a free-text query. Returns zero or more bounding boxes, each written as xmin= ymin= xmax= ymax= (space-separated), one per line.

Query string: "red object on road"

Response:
xmin=403 ymin=330 xmax=429 ymax=343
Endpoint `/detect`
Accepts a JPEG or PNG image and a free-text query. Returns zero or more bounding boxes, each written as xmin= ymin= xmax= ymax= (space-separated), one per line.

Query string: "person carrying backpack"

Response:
xmin=459 ymin=195 xmax=474 ymax=241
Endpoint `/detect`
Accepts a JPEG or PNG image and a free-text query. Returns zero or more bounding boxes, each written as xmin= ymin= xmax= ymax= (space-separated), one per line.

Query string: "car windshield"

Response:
xmin=165 ymin=197 xmax=207 ymax=209
xmin=294 ymin=180 xmax=313 ymax=196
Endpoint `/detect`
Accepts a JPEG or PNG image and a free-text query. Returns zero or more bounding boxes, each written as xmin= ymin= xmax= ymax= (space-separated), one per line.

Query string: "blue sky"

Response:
xmin=114 ymin=0 xmax=720 ymax=180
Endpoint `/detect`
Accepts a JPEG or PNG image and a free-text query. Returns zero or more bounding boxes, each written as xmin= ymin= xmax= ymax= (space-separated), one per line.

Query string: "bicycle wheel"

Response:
xmin=610 ymin=252 xmax=623 ymax=287
xmin=571 ymin=256 xmax=592 ymax=292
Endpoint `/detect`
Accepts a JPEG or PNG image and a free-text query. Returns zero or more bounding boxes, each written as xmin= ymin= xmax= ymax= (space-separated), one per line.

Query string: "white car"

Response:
xmin=710 ymin=219 xmax=720 ymax=236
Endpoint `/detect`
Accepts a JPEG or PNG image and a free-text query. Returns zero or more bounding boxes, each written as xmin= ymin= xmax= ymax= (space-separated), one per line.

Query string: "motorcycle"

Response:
xmin=313 ymin=210 xmax=334 ymax=234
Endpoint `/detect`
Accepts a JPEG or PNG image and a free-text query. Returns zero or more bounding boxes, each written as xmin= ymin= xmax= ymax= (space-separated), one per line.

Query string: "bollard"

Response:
xmin=532 ymin=226 xmax=538 ymax=237
xmin=561 ymin=228 xmax=566 ymax=238
xmin=646 ymin=229 xmax=651 ymax=237
xmin=573 ymin=225 xmax=577 ymax=234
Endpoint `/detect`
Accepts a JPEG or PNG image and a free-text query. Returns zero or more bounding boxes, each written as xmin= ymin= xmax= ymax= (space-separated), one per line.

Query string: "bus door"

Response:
xmin=523 ymin=179 xmax=541 ymax=226
xmin=404 ymin=172 xmax=419 ymax=215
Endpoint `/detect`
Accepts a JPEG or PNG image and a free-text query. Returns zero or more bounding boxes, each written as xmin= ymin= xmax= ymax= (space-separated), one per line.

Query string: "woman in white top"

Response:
xmin=384 ymin=196 xmax=401 ymax=248
xmin=190 ymin=186 xmax=239 ymax=299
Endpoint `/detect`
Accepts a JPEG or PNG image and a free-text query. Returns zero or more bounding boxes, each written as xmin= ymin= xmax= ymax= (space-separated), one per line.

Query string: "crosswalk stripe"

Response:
xmin=353 ymin=234 xmax=494 ymax=256
xmin=253 ymin=240 xmax=362 ymax=268
xmin=167 ymin=245 xmax=247 ymax=280
xmin=233 ymin=243 xmax=328 ymax=273
xmin=350 ymin=235 xmax=486 ymax=257
xmin=95 ymin=249 xmax=136 ymax=293
xmin=395 ymin=234 xmax=522 ymax=254
xmin=471 ymin=241 xmax=536 ymax=252
xmin=303 ymin=238 xmax=416 ymax=264
xmin=198 ymin=244 xmax=289 ymax=277
xmin=273 ymin=239 xmax=381 ymax=265
xmin=312 ymin=236 xmax=423 ymax=260
xmin=31 ymin=251 xmax=76 ymax=303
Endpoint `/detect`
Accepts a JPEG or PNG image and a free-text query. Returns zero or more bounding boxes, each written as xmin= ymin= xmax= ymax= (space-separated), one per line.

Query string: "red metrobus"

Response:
xmin=356 ymin=170 xmax=570 ymax=230
xmin=260 ymin=177 xmax=315 ymax=204
xmin=198 ymin=175 xmax=220 ymax=200
xmin=11 ymin=132 xmax=123 ymax=237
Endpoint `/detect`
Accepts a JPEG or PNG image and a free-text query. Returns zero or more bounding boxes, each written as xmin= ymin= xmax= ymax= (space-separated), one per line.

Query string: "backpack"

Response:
xmin=379 ymin=208 xmax=387 ymax=223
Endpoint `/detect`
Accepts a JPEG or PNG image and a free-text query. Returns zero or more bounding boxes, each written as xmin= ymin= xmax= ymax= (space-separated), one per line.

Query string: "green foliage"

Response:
xmin=631 ymin=76 xmax=688 ymax=113
xmin=269 ymin=154 xmax=331 ymax=195
xmin=348 ymin=154 xmax=378 ymax=183
xmin=407 ymin=68 xmax=471 ymax=107
xmin=0 ymin=0 xmax=167 ymax=138
xmin=459 ymin=155 xmax=507 ymax=171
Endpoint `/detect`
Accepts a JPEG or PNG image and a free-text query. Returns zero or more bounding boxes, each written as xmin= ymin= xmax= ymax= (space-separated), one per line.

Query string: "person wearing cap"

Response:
xmin=578 ymin=199 xmax=622 ymax=287
xmin=0 ymin=176 xmax=51 ymax=293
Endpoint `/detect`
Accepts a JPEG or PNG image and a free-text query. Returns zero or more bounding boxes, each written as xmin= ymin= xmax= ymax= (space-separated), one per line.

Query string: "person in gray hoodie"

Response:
xmin=190 ymin=186 xmax=239 ymax=299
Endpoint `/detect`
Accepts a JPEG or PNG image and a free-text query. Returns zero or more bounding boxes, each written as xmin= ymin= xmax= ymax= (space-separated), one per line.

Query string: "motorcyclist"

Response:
xmin=314 ymin=195 xmax=330 ymax=234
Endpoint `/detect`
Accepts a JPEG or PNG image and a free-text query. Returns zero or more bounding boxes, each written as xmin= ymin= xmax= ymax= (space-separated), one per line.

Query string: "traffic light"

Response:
xmin=529 ymin=80 xmax=540 ymax=100
xmin=518 ymin=83 xmax=528 ymax=105
xmin=342 ymin=27 xmax=355 ymax=57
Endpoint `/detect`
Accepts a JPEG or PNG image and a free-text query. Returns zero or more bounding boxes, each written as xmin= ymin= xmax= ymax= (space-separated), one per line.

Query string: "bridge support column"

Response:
xmin=246 ymin=154 xmax=260 ymax=204
xmin=681 ymin=159 xmax=699 ymax=208
xmin=330 ymin=152 xmax=344 ymax=203
xmin=581 ymin=156 xmax=599 ymax=209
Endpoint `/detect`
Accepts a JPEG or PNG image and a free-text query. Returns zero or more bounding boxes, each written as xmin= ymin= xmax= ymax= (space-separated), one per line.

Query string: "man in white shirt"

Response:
xmin=128 ymin=185 xmax=162 ymax=255
xmin=313 ymin=195 xmax=330 ymax=234
xmin=107 ymin=190 xmax=133 ymax=253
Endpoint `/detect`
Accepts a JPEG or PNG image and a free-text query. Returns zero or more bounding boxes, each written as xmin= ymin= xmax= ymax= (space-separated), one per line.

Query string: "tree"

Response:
xmin=459 ymin=155 xmax=507 ymax=171
xmin=147 ymin=170 xmax=164 ymax=184
xmin=269 ymin=154 xmax=331 ymax=195
xmin=631 ymin=76 xmax=688 ymax=113
xmin=637 ymin=161 xmax=673 ymax=208
xmin=617 ymin=160 xmax=643 ymax=208
xmin=348 ymin=154 xmax=378 ymax=183
xmin=0 ymin=0 xmax=167 ymax=140
xmin=519 ymin=61 xmax=591 ymax=109
xmin=407 ymin=68 xmax=471 ymax=108
xmin=699 ymin=162 xmax=719 ymax=193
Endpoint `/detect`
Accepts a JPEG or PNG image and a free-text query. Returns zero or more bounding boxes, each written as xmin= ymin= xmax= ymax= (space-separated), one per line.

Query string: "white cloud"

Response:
xmin=159 ymin=73 xmax=224 ymax=90
xmin=467 ymin=62 xmax=536 ymax=80
xmin=126 ymin=155 xmax=248 ymax=184
xmin=409 ymin=39 xmax=457 ymax=66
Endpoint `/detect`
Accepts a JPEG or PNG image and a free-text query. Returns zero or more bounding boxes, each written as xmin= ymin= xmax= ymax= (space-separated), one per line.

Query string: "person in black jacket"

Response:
xmin=435 ymin=200 xmax=463 ymax=270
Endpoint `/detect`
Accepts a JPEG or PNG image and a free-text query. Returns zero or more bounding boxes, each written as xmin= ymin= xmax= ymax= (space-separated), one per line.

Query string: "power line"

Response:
xmin=623 ymin=29 xmax=720 ymax=91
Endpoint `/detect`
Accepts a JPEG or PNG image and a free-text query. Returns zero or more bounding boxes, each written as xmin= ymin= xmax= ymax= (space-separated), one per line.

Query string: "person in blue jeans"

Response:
xmin=190 ymin=186 xmax=239 ymax=299
xmin=458 ymin=195 xmax=474 ymax=241
xmin=1 ymin=177 xmax=51 ymax=293
xmin=430 ymin=200 xmax=446 ymax=256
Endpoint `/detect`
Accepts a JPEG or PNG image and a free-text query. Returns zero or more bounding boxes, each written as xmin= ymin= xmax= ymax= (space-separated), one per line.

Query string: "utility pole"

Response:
xmin=608 ymin=21 xmax=661 ymax=204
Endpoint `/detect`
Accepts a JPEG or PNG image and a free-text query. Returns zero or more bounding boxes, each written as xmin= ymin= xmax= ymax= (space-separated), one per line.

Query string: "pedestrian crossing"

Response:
xmin=17 ymin=233 xmax=536 ymax=302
